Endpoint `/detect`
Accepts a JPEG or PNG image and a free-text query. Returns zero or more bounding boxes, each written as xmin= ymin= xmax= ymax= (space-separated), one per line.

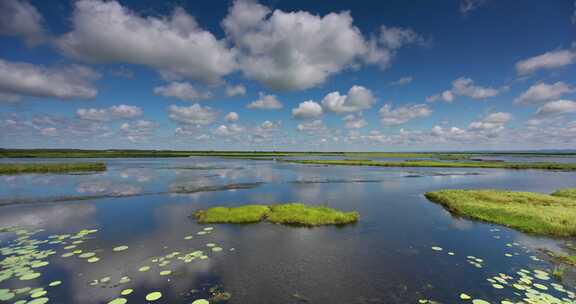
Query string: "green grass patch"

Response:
xmin=193 ymin=203 xmax=359 ymax=226
xmin=424 ymin=189 xmax=576 ymax=237
xmin=0 ymin=162 xmax=106 ymax=174
xmin=551 ymin=188 xmax=576 ymax=199
xmin=194 ymin=205 xmax=270 ymax=224
xmin=284 ymin=159 xmax=576 ymax=171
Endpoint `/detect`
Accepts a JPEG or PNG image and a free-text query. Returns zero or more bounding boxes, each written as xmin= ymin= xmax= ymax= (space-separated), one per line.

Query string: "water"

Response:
xmin=0 ymin=158 xmax=575 ymax=303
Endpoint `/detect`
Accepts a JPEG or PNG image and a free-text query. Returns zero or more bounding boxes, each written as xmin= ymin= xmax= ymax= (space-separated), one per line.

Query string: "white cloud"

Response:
xmin=120 ymin=119 xmax=159 ymax=142
xmin=469 ymin=112 xmax=512 ymax=131
xmin=343 ymin=114 xmax=367 ymax=129
xmin=246 ymin=93 xmax=283 ymax=110
xmin=223 ymin=0 xmax=422 ymax=90
xmin=77 ymin=104 xmax=142 ymax=121
xmin=426 ymin=90 xmax=454 ymax=103
xmin=379 ymin=103 xmax=432 ymax=125
xmin=365 ymin=26 xmax=424 ymax=69
xmin=321 ymin=85 xmax=376 ymax=113
xmin=57 ymin=0 xmax=236 ymax=84
xmin=224 ymin=112 xmax=239 ymax=122
xmin=0 ymin=59 xmax=99 ymax=100
xmin=388 ymin=76 xmax=413 ymax=86
xmin=0 ymin=0 xmax=46 ymax=46
xmin=213 ymin=124 xmax=244 ymax=136
xmin=225 ymin=84 xmax=247 ymax=97
xmin=427 ymin=77 xmax=503 ymax=102
xmin=153 ymin=82 xmax=211 ymax=101
xmin=536 ymin=100 xmax=576 ymax=115
xmin=259 ymin=120 xmax=278 ymax=130
xmin=168 ymin=104 xmax=218 ymax=125
xmin=292 ymin=101 xmax=323 ymax=119
xmin=514 ymin=81 xmax=574 ymax=105
xmin=297 ymin=120 xmax=326 ymax=132
xmin=516 ymin=48 xmax=576 ymax=75
xmin=460 ymin=0 xmax=487 ymax=14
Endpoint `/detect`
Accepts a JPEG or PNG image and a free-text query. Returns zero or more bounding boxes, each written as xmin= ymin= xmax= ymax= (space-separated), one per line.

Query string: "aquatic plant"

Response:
xmin=551 ymin=188 xmax=576 ymax=199
xmin=194 ymin=205 xmax=271 ymax=223
xmin=194 ymin=203 xmax=359 ymax=226
xmin=425 ymin=189 xmax=576 ymax=236
xmin=0 ymin=162 xmax=106 ymax=174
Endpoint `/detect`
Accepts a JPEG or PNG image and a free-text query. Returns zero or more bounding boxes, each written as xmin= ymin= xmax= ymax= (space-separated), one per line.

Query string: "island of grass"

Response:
xmin=193 ymin=203 xmax=359 ymax=226
xmin=0 ymin=162 xmax=106 ymax=174
xmin=424 ymin=188 xmax=576 ymax=237
xmin=284 ymin=159 xmax=576 ymax=171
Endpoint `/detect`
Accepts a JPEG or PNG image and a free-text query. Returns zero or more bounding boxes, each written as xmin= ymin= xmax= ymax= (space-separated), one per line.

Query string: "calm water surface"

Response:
xmin=0 ymin=157 xmax=575 ymax=303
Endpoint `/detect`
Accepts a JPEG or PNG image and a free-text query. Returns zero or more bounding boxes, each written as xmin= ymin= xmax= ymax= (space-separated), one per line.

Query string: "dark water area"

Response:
xmin=0 ymin=158 xmax=575 ymax=303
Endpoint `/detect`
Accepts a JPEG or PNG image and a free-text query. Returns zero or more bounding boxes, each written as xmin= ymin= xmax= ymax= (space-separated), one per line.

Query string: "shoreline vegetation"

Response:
xmin=284 ymin=159 xmax=576 ymax=171
xmin=1 ymin=148 xmax=576 ymax=159
xmin=424 ymin=188 xmax=576 ymax=237
xmin=193 ymin=203 xmax=359 ymax=226
xmin=0 ymin=162 xmax=106 ymax=174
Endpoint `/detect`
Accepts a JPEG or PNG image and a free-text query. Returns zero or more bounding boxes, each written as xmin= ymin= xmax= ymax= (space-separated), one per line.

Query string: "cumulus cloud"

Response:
xmin=469 ymin=112 xmax=512 ymax=131
xmin=213 ymin=124 xmax=244 ymax=136
xmin=168 ymin=104 xmax=218 ymax=125
xmin=379 ymin=103 xmax=432 ymax=125
xmin=516 ymin=48 xmax=576 ymax=75
xmin=0 ymin=59 xmax=99 ymax=100
xmin=223 ymin=0 xmax=422 ymax=90
xmin=120 ymin=119 xmax=159 ymax=142
xmin=246 ymin=93 xmax=283 ymax=110
xmin=536 ymin=100 xmax=576 ymax=115
xmin=297 ymin=120 xmax=326 ymax=132
xmin=388 ymin=76 xmax=413 ymax=86
xmin=343 ymin=114 xmax=367 ymax=129
xmin=57 ymin=0 xmax=236 ymax=84
xmin=0 ymin=0 xmax=46 ymax=46
xmin=77 ymin=104 xmax=142 ymax=121
xmin=427 ymin=77 xmax=503 ymax=102
xmin=224 ymin=112 xmax=239 ymax=122
xmin=365 ymin=25 xmax=424 ymax=69
xmin=292 ymin=101 xmax=323 ymax=119
xmin=321 ymin=85 xmax=376 ymax=113
xmin=225 ymin=84 xmax=247 ymax=97
xmin=460 ymin=0 xmax=488 ymax=15
xmin=153 ymin=82 xmax=212 ymax=101
xmin=514 ymin=81 xmax=574 ymax=105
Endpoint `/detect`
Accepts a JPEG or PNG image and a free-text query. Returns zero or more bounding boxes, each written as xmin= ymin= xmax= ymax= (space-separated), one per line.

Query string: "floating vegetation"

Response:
xmin=113 ymin=245 xmax=129 ymax=252
xmin=0 ymin=162 xmax=106 ymax=174
xmin=194 ymin=203 xmax=359 ymax=226
xmin=425 ymin=189 xmax=576 ymax=236
xmin=145 ymin=291 xmax=162 ymax=301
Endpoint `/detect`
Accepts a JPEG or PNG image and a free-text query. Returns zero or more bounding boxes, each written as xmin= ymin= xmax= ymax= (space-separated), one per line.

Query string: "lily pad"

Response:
xmin=145 ymin=291 xmax=162 ymax=301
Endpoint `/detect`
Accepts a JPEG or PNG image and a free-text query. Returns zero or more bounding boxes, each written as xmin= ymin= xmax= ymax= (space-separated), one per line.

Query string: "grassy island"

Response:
xmin=194 ymin=203 xmax=359 ymax=226
xmin=424 ymin=189 xmax=576 ymax=236
xmin=284 ymin=159 xmax=576 ymax=171
xmin=0 ymin=162 xmax=106 ymax=174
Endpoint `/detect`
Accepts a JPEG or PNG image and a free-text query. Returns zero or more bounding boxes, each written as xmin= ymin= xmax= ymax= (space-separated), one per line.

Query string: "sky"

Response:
xmin=0 ymin=0 xmax=575 ymax=152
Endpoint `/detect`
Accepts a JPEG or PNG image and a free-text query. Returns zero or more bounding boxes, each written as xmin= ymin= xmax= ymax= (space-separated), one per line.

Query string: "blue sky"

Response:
xmin=0 ymin=0 xmax=575 ymax=151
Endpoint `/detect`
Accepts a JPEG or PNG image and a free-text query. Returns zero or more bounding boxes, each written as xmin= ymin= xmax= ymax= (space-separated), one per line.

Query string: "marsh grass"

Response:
xmin=0 ymin=162 xmax=106 ymax=174
xmin=194 ymin=205 xmax=271 ymax=224
xmin=194 ymin=203 xmax=359 ymax=226
xmin=425 ymin=189 xmax=576 ymax=236
xmin=285 ymin=159 xmax=576 ymax=171
xmin=551 ymin=188 xmax=576 ymax=199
